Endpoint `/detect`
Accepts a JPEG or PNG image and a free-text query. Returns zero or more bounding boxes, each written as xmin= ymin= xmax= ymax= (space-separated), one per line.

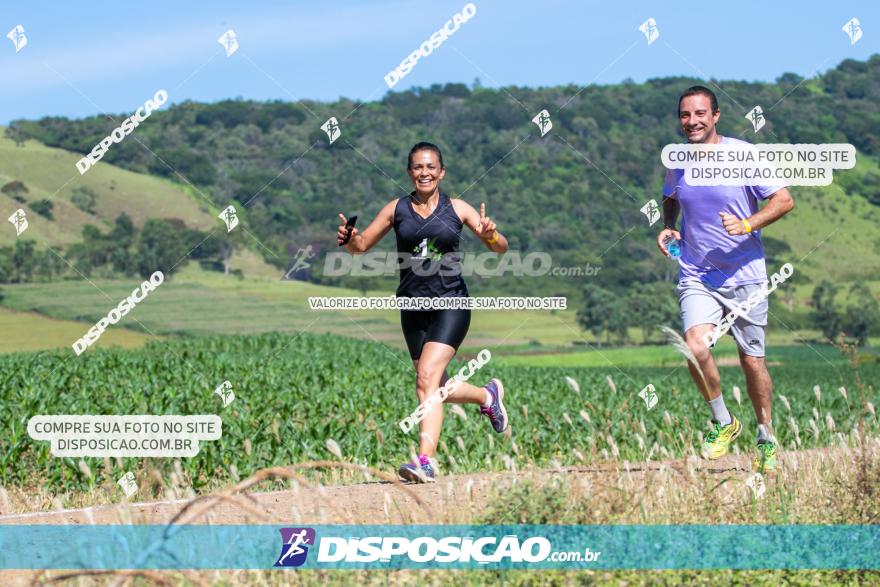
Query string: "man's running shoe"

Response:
xmin=480 ymin=378 xmax=508 ymax=433
xmin=398 ymin=454 xmax=436 ymax=483
xmin=700 ymin=415 xmax=742 ymax=460
xmin=753 ymin=441 xmax=778 ymax=473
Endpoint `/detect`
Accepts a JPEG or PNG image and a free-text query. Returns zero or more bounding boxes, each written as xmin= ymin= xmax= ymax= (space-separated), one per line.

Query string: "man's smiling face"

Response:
xmin=679 ymin=94 xmax=720 ymax=144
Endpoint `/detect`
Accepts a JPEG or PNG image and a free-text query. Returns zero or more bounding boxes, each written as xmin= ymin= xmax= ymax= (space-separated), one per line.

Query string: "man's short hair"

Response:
xmin=678 ymin=85 xmax=719 ymax=114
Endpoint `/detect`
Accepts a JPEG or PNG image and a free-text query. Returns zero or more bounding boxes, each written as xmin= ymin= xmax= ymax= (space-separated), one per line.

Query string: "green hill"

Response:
xmin=0 ymin=129 xmax=278 ymax=277
xmin=7 ymin=55 xmax=880 ymax=294
xmin=0 ymin=131 xmax=215 ymax=246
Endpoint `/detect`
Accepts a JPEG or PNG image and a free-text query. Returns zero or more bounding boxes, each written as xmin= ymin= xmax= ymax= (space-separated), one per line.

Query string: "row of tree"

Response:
xmin=811 ymin=281 xmax=880 ymax=346
xmin=575 ymin=281 xmax=880 ymax=347
xmin=576 ymin=282 xmax=678 ymax=345
xmin=0 ymin=214 xmax=238 ymax=283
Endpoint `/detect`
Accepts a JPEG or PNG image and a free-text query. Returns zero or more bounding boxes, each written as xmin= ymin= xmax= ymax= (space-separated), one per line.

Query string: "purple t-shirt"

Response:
xmin=663 ymin=136 xmax=783 ymax=288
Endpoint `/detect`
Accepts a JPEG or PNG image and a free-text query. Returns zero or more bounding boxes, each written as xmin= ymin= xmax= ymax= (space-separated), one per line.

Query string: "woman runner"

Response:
xmin=336 ymin=141 xmax=509 ymax=482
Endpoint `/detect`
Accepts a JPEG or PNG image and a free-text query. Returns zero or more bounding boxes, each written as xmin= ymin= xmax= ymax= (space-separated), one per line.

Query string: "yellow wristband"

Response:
xmin=486 ymin=232 xmax=500 ymax=244
xmin=741 ymin=219 xmax=753 ymax=233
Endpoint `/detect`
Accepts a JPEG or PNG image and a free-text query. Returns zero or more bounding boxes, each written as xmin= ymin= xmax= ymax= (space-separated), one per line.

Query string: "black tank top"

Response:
xmin=393 ymin=192 xmax=469 ymax=298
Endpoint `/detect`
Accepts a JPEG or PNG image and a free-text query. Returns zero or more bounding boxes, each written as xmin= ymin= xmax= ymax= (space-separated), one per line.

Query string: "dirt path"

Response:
xmin=0 ymin=446 xmax=846 ymax=527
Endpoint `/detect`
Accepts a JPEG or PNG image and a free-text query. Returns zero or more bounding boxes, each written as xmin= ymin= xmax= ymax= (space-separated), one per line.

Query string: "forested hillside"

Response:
xmin=6 ymin=55 xmax=880 ymax=298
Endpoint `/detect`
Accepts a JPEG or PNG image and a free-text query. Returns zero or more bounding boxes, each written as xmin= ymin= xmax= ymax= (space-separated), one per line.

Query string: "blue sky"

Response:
xmin=0 ymin=0 xmax=876 ymax=123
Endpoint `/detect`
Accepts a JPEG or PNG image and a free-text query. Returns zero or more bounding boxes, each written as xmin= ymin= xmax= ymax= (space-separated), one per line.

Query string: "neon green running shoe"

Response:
xmin=753 ymin=441 xmax=778 ymax=473
xmin=700 ymin=415 xmax=742 ymax=460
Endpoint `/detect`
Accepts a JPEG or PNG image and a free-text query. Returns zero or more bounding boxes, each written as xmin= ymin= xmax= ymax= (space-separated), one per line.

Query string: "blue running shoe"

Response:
xmin=398 ymin=454 xmax=436 ymax=483
xmin=480 ymin=378 xmax=508 ymax=433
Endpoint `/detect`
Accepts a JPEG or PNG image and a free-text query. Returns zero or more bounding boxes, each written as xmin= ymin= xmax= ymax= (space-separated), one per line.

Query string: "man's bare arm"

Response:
xmin=663 ymin=196 xmax=680 ymax=229
xmin=748 ymin=188 xmax=795 ymax=230
xmin=656 ymin=196 xmax=682 ymax=257
xmin=720 ymin=188 xmax=795 ymax=236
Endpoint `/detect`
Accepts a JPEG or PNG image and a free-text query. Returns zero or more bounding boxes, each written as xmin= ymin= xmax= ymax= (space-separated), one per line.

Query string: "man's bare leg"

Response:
xmin=684 ymin=324 xmax=723 ymax=400
xmin=738 ymin=347 xmax=775 ymax=442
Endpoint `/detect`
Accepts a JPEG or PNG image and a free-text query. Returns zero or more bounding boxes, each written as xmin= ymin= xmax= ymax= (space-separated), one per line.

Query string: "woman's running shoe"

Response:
xmin=480 ymin=378 xmax=508 ymax=433
xmin=398 ymin=454 xmax=436 ymax=483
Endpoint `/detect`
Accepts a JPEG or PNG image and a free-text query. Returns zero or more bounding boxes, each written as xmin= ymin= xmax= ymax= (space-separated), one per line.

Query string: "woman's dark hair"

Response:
xmin=678 ymin=85 xmax=719 ymax=114
xmin=407 ymin=142 xmax=444 ymax=169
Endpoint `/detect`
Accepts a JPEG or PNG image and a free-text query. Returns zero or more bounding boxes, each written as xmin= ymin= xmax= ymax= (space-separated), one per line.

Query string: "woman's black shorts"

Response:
xmin=400 ymin=309 xmax=471 ymax=360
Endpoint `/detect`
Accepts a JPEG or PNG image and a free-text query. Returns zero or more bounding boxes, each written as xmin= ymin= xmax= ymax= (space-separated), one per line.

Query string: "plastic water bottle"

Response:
xmin=663 ymin=235 xmax=681 ymax=260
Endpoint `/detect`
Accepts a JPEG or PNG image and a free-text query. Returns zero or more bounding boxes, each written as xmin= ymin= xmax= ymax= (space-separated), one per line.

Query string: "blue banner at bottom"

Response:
xmin=0 ymin=525 xmax=877 ymax=570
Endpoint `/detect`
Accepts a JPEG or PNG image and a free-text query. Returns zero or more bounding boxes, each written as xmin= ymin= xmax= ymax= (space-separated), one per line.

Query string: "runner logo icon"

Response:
xmin=274 ymin=527 xmax=316 ymax=567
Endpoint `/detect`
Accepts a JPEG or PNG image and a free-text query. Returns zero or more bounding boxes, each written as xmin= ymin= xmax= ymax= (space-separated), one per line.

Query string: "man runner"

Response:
xmin=656 ymin=86 xmax=795 ymax=473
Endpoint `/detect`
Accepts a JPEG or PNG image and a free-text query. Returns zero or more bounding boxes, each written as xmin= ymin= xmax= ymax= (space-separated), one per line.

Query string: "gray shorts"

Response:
xmin=676 ymin=278 xmax=768 ymax=357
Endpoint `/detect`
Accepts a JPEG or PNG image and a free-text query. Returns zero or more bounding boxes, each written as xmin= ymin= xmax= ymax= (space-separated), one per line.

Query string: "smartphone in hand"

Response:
xmin=338 ymin=215 xmax=358 ymax=246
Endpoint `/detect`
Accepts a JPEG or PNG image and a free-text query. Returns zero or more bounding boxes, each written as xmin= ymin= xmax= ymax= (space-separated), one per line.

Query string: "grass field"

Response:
xmin=0 ymin=266 xmax=588 ymax=353
xmin=4 ymin=262 xmax=868 ymax=361
xmin=497 ymin=341 xmax=861 ymax=368
xmin=2 ymin=331 xmax=876 ymax=499
xmin=0 ymin=307 xmax=154 ymax=353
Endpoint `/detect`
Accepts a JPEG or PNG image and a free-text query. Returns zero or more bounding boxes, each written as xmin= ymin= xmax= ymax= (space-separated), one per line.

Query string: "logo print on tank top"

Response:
xmin=413 ymin=237 xmax=443 ymax=261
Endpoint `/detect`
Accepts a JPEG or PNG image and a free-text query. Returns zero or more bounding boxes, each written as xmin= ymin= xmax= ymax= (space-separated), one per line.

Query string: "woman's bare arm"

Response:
xmin=452 ymin=198 xmax=508 ymax=253
xmin=337 ymin=199 xmax=397 ymax=253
